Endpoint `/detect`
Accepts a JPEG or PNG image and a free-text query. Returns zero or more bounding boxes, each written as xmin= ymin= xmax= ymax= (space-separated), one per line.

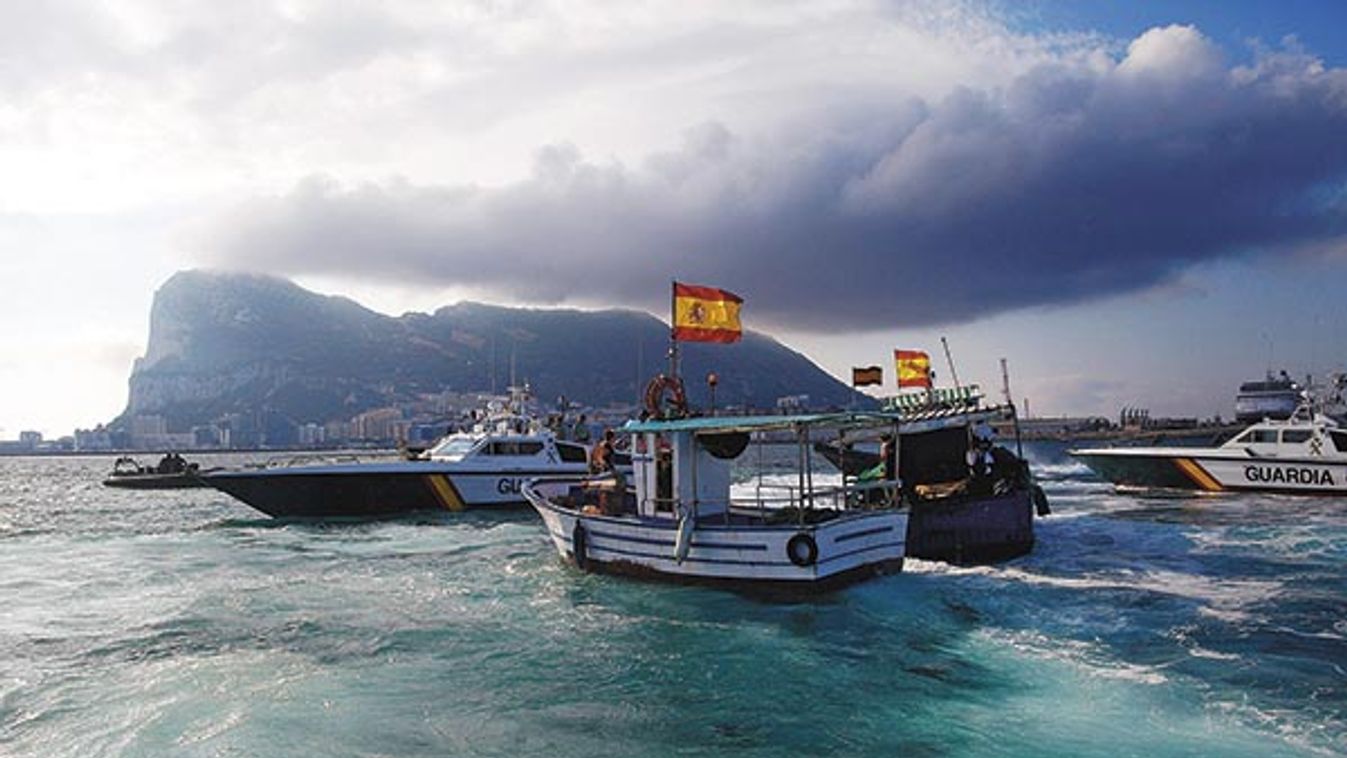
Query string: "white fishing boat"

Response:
xmin=523 ymin=411 xmax=908 ymax=592
xmin=204 ymin=386 xmax=605 ymax=518
xmin=1069 ymin=403 xmax=1347 ymax=495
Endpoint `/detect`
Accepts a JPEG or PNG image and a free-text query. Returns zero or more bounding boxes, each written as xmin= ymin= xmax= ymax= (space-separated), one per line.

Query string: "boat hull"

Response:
xmin=204 ymin=465 xmax=589 ymax=518
xmin=524 ymin=482 xmax=907 ymax=593
xmin=1070 ymin=450 xmax=1347 ymax=495
xmin=103 ymin=472 xmax=210 ymax=490
xmin=906 ymin=489 xmax=1035 ymax=564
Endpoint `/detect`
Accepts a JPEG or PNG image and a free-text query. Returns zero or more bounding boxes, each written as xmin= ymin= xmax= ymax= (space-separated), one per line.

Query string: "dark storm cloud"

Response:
xmin=207 ymin=27 xmax=1347 ymax=331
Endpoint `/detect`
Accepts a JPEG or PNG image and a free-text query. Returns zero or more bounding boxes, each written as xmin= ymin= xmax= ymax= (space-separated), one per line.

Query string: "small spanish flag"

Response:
xmin=852 ymin=366 xmax=883 ymax=386
xmin=673 ymin=282 xmax=743 ymax=343
xmin=895 ymin=350 xmax=932 ymax=389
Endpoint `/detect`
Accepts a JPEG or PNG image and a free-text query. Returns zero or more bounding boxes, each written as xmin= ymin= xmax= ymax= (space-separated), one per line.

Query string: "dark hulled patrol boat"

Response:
xmin=203 ymin=388 xmax=598 ymax=518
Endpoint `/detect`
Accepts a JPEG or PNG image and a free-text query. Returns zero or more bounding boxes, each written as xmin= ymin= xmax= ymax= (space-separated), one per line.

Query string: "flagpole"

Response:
xmin=668 ymin=280 xmax=679 ymax=381
xmin=941 ymin=336 xmax=961 ymax=389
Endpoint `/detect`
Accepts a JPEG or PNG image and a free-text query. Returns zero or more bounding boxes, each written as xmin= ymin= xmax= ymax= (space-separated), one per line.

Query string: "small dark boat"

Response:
xmin=102 ymin=455 xmax=214 ymax=490
xmin=815 ymin=399 xmax=1048 ymax=565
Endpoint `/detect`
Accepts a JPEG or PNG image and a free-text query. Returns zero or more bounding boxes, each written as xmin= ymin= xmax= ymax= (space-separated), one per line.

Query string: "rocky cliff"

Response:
xmin=118 ymin=270 xmax=866 ymax=433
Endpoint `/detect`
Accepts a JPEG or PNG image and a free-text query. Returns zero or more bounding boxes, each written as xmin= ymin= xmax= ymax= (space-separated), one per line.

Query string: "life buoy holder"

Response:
xmin=643 ymin=374 xmax=689 ymax=420
xmin=786 ymin=533 xmax=818 ymax=567
xmin=572 ymin=521 xmax=590 ymax=570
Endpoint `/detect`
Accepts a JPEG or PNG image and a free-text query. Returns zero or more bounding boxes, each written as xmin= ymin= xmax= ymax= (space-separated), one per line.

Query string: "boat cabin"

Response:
xmin=425 ymin=431 xmax=589 ymax=466
xmin=621 ymin=412 xmax=905 ymax=522
xmin=1220 ymin=415 xmax=1347 ymax=459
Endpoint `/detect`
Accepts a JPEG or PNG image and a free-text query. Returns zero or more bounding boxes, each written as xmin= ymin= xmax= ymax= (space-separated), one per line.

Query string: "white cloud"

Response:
xmin=3 ymin=1 xmax=1347 ymax=431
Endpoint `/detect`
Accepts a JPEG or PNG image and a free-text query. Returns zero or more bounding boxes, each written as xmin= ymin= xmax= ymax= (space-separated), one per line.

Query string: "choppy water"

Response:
xmin=1 ymin=445 xmax=1343 ymax=757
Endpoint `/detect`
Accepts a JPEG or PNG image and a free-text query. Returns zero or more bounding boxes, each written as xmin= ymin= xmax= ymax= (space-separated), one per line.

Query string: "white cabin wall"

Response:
xmin=675 ymin=435 xmax=729 ymax=518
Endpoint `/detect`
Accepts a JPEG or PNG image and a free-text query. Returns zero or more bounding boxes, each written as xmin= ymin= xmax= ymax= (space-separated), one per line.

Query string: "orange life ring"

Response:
xmin=643 ymin=374 xmax=689 ymax=419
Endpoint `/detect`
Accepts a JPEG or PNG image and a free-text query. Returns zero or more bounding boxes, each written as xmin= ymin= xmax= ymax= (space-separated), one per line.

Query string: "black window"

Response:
xmin=557 ymin=443 xmax=588 ymax=463
xmin=1282 ymin=430 xmax=1312 ymax=444
xmin=489 ymin=441 xmax=543 ymax=456
xmin=1251 ymin=430 xmax=1278 ymax=443
xmin=1332 ymin=431 xmax=1347 ymax=453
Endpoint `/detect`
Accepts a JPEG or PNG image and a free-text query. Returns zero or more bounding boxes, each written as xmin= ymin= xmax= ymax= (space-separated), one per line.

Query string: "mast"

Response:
xmin=636 ymin=333 xmax=644 ymax=405
xmin=668 ymin=280 xmax=680 ymax=380
xmin=941 ymin=336 xmax=961 ymax=389
xmin=1001 ymin=357 xmax=1024 ymax=459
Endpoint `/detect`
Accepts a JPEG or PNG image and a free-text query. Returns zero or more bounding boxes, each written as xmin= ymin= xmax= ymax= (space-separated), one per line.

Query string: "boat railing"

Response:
xmin=724 ymin=478 xmax=901 ymax=518
xmin=261 ymin=453 xmax=386 ymax=468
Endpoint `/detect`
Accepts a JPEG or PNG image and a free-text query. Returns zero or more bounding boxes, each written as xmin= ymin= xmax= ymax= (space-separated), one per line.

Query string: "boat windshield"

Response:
xmin=427 ymin=436 xmax=479 ymax=460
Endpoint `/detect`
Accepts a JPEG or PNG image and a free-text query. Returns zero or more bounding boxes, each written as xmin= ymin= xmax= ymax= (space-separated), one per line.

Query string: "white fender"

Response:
xmin=674 ymin=504 xmax=695 ymax=564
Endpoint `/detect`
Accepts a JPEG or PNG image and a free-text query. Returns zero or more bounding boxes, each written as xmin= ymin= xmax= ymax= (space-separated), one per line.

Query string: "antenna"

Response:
xmin=509 ymin=338 xmax=517 ymax=388
xmin=999 ymin=358 xmax=1013 ymax=406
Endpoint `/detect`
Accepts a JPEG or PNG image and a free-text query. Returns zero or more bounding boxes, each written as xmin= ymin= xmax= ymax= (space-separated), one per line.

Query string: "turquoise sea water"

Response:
xmin=1 ymin=445 xmax=1344 ymax=757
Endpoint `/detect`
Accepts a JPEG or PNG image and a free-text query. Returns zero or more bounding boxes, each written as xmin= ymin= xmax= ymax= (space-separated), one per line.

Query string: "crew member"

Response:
xmin=878 ymin=433 xmax=899 ymax=506
xmin=572 ymin=414 xmax=592 ymax=444
xmin=967 ymin=423 xmax=995 ymax=494
xmin=589 ymin=428 xmax=615 ymax=474
xmin=588 ymin=429 xmax=626 ymax=515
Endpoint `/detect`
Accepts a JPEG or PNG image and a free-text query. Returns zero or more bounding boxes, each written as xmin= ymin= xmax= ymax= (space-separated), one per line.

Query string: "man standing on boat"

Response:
xmin=572 ymin=414 xmax=592 ymax=444
xmin=586 ymin=429 xmax=626 ymax=515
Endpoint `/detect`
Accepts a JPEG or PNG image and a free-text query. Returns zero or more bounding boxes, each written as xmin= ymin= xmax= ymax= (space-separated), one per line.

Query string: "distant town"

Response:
xmin=2 ymin=385 xmax=1234 ymax=455
xmin=0 ymin=388 xmax=821 ymax=455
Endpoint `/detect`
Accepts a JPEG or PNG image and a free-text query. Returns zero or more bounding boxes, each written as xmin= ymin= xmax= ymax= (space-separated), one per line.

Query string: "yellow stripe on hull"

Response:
xmin=1173 ymin=458 xmax=1223 ymax=492
xmin=425 ymin=474 xmax=467 ymax=511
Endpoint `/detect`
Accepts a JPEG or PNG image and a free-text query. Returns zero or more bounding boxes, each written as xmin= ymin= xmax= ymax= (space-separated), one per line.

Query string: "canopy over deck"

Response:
xmin=622 ymin=412 xmax=895 ymax=436
xmin=622 ymin=403 xmax=1014 ymax=437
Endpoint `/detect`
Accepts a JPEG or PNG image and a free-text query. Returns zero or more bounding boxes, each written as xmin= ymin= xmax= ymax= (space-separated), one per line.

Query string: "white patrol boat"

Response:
xmin=522 ymin=411 xmax=909 ymax=593
xmin=204 ymin=387 xmax=600 ymax=518
xmin=1069 ymin=404 xmax=1347 ymax=495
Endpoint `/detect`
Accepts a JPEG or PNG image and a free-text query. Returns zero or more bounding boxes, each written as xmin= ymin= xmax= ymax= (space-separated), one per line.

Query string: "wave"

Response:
xmin=1031 ymin=459 xmax=1096 ymax=480
xmin=972 ymin=627 xmax=1169 ymax=684
xmin=904 ymin=558 xmax=1283 ymax=623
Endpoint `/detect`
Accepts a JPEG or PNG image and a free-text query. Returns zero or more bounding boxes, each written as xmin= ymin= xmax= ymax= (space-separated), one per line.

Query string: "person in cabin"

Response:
xmin=571 ymin=414 xmax=592 ymax=444
xmin=967 ymin=423 xmax=996 ymax=494
xmin=878 ymin=433 xmax=901 ymax=506
xmin=879 ymin=434 xmax=896 ymax=481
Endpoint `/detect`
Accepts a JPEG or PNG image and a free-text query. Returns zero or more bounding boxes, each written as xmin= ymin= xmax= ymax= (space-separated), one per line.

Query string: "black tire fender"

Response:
xmin=786 ymin=532 xmax=818 ymax=567
xmin=1032 ymin=484 xmax=1051 ymax=516
xmin=572 ymin=521 xmax=590 ymax=570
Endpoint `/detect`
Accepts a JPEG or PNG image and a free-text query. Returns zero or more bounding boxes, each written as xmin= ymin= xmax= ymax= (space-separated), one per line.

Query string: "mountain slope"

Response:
xmin=118 ymin=270 xmax=866 ymax=432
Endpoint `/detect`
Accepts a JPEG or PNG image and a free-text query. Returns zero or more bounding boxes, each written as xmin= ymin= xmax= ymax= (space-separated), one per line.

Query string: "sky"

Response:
xmin=3 ymin=0 xmax=1347 ymax=437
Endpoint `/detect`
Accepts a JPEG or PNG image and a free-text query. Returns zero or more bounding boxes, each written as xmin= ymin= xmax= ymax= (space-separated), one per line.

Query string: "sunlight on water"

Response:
xmin=0 ymin=450 xmax=1343 ymax=757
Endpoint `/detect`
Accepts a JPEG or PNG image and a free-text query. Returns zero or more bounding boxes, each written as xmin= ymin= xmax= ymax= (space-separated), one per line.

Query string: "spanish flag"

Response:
xmin=852 ymin=366 xmax=883 ymax=386
xmin=895 ymin=350 xmax=932 ymax=389
xmin=673 ymin=282 xmax=743 ymax=343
